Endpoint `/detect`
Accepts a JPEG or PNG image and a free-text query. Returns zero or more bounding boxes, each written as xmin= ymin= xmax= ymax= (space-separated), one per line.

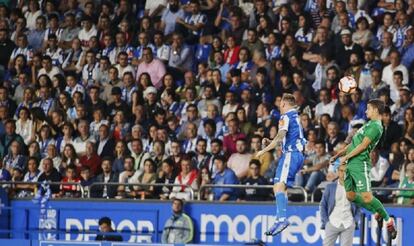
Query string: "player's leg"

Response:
xmin=265 ymin=152 xmax=303 ymax=236
xmin=265 ymin=153 xmax=291 ymax=236
xmin=344 ymin=164 xmax=375 ymax=211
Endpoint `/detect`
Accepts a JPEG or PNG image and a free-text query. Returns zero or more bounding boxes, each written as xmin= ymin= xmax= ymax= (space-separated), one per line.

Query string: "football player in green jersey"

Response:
xmin=330 ymin=99 xmax=397 ymax=238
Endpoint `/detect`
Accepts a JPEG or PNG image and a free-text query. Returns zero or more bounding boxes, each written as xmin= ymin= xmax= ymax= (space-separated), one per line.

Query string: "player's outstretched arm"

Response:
xmin=339 ymin=137 xmax=372 ymax=165
xmin=330 ymin=143 xmax=351 ymax=163
xmin=257 ymin=130 xmax=287 ymax=157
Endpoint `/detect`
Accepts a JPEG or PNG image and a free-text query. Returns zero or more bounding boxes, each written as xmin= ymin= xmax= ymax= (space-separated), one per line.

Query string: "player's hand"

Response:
xmin=262 ymin=138 xmax=271 ymax=147
xmin=339 ymin=156 xmax=348 ymax=165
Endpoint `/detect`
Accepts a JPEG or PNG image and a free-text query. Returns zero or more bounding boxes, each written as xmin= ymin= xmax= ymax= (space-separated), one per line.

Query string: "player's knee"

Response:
xmin=361 ymin=193 xmax=373 ymax=203
xmin=346 ymin=192 xmax=356 ymax=201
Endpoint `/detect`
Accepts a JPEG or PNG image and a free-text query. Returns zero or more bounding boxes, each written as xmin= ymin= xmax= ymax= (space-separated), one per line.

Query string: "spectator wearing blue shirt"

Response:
xmin=212 ymin=156 xmax=239 ymax=201
xmin=350 ymin=88 xmax=367 ymax=120
xmin=399 ymin=28 xmax=414 ymax=69
xmin=27 ymin=16 xmax=46 ymax=52
xmin=0 ymin=158 xmax=11 ymax=181
xmin=229 ymin=69 xmax=250 ymax=97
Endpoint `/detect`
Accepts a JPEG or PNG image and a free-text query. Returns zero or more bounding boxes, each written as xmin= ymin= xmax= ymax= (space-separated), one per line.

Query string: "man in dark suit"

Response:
xmin=95 ymin=217 xmax=123 ymax=241
xmin=90 ymin=157 xmax=119 ymax=198
xmin=96 ymin=124 xmax=115 ymax=158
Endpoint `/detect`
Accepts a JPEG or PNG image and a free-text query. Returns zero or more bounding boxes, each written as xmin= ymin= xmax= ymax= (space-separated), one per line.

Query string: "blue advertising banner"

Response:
xmin=10 ymin=200 xmax=410 ymax=245
xmin=0 ymin=187 xmax=9 ymax=238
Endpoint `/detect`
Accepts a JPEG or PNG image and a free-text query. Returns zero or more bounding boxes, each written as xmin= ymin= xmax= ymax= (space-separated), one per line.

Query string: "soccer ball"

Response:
xmin=338 ymin=76 xmax=357 ymax=94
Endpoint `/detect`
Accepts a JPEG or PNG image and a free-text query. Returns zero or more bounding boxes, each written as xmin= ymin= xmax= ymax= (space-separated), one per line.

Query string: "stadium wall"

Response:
xmin=3 ymin=198 xmax=411 ymax=246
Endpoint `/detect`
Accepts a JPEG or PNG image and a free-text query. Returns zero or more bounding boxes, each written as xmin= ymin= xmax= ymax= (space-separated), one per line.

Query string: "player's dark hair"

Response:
xmin=368 ymin=99 xmax=385 ymax=114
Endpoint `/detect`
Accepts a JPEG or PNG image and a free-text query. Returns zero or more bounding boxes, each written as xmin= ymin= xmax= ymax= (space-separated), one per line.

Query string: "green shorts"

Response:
xmin=344 ymin=160 xmax=372 ymax=193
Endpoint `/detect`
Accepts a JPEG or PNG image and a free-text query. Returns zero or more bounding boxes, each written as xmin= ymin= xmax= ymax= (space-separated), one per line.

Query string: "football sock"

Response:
xmin=275 ymin=192 xmax=287 ymax=221
xmin=368 ymin=197 xmax=390 ymax=221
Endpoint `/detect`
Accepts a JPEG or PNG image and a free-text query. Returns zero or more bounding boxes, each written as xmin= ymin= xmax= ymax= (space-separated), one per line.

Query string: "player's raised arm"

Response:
xmin=330 ymin=143 xmax=351 ymax=163
xmin=339 ymin=137 xmax=372 ymax=165
xmin=257 ymin=130 xmax=287 ymax=157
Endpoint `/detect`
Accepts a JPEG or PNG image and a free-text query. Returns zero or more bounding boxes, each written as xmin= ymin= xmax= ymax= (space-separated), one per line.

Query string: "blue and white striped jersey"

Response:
xmin=278 ymin=109 xmax=307 ymax=153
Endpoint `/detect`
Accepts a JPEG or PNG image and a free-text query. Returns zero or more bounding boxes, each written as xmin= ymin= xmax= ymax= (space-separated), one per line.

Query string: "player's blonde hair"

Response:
xmin=282 ymin=93 xmax=296 ymax=106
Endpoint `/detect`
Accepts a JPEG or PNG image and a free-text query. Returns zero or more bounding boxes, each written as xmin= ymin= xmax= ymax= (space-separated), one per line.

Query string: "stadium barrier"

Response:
xmin=87 ymin=182 xmax=195 ymax=200
xmin=197 ymin=184 xmax=308 ymax=201
xmin=0 ymin=181 xmax=85 ymax=197
xmin=310 ymin=186 xmax=414 ymax=202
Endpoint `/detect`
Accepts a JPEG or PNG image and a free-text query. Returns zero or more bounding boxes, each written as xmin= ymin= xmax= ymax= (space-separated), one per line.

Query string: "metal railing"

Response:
xmin=0 ymin=181 xmax=85 ymax=198
xmin=311 ymin=186 xmax=414 ymax=202
xmin=198 ymin=184 xmax=308 ymax=201
xmin=88 ymin=182 xmax=195 ymax=200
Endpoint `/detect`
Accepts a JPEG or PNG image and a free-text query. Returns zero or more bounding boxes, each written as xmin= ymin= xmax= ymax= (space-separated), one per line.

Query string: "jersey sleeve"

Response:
xmin=278 ymin=115 xmax=289 ymax=131
xmin=365 ymin=123 xmax=382 ymax=143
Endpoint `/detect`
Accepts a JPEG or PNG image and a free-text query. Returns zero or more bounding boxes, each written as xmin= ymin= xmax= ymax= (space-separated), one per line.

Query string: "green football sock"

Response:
xmin=368 ymin=197 xmax=390 ymax=221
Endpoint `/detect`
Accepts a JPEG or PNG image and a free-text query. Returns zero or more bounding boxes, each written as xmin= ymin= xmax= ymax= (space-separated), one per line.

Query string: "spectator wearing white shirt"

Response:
xmin=370 ymin=149 xmax=390 ymax=186
xmin=381 ymin=50 xmax=409 ymax=102
xmin=145 ymin=0 xmax=167 ymax=18
xmin=114 ymin=52 xmax=135 ymax=80
xmin=78 ymin=16 xmax=97 ymax=50
xmin=37 ymin=55 xmax=63 ymax=81
xmin=315 ymin=88 xmax=337 ymax=120
xmin=153 ymin=31 xmax=170 ymax=63
xmin=81 ymin=50 xmax=99 ymax=88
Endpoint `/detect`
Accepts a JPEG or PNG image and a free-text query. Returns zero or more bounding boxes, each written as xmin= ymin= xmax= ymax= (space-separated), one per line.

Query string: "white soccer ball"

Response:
xmin=338 ymin=76 xmax=357 ymax=94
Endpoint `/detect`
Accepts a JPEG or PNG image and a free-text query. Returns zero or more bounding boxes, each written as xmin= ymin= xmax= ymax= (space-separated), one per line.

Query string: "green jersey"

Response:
xmin=347 ymin=120 xmax=383 ymax=165
xmin=397 ymin=177 xmax=414 ymax=205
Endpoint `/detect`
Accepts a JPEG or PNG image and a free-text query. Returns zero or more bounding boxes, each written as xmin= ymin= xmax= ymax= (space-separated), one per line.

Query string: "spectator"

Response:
xmin=96 ymin=124 xmax=115 ymax=158
xmin=170 ymin=157 xmax=198 ymax=200
xmin=325 ymin=122 xmax=346 ymax=153
xmin=132 ymin=158 xmax=157 ymax=199
xmin=382 ymin=51 xmax=409 ymax=102
xmin=155 ymin=159 xmax=177 ymax=200
xmin=239 ymin=160 xmax=269 ymax=201
xmin=379 ymin=107 xmax=402 ymax=154
xmin=58 ymin=165 xmax=81 ymax=198
xmin=37 ymin=157 xmax=61 ymax=195
xmin=320 ymin=164 xmax=360 ymax=246
xmin=227 ymin=138 xmax=252 ymax=180
xmin=161 ymin=198 xmax=194 ymax=244
xmin=0 ymin=159 xmax=11 ymax=181
xmin=79 ymin=141 xmax=102 ymax=177
xmin=362 ymin=68 xmax=388 ymax=101
xmin=395 ymin=163 xmax=414 ymax=205
xmin=370 ymin=149 xmax=390 ymax=187
xmin=95 ymin=217 xmax=123 ymax=242
xmin=223 ymin=119 xmax=246 ymax=155
xmin=3 ymin=140 xmax=27 ymax=172
xmin=212 ymin=156 xmax=239 ymax=201
xmin=136 ymin=47 xmax=166 ymax=89
xmin=391 ymin=86 xmax=411 ymax=125
xmin=90 ymin=157 xmax=119 ymax=199
xmin=296 ymin=141 xmax=330 ymax=193
xmin=315 ymin=88 xmax=337 ymax=121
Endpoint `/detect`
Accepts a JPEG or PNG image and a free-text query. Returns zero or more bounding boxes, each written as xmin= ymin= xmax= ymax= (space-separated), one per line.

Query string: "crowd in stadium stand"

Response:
xmin=0 ymin=0 xmax=413 ymax=204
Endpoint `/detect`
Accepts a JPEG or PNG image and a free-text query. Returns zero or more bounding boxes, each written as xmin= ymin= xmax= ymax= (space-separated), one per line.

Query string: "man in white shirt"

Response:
xmin=320 ymin=165 xmax=360 ymax=246
xmin=381 ymin=50 xmax=409 ymax=101
xmin=315 ymin=88 xmax=337 ymax=120
xmin=370 ymin=149 xmax=390 ymax=185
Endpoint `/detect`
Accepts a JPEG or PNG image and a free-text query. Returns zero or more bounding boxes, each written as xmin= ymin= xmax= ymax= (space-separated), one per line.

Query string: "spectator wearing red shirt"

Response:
xmin=79 ymin=141 xmax=102 ymax=177
xmin=223 ymin=119 xmax=246 ymax=155
xmin=59 ymin=165 xmax=81 ymax=198
xmin=223 ymin=36 xmax=240 ymax=66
